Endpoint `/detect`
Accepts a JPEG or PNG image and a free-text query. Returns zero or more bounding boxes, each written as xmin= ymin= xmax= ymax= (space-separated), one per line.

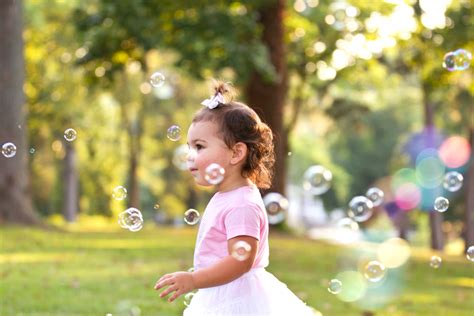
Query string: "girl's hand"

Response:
xmin=154 ymin=271 xmax=195 ymax=303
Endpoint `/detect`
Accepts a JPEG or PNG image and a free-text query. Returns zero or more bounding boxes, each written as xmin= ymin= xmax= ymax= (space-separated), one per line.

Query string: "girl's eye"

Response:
xmin=196 ymin=144 xmax=204 ymax=150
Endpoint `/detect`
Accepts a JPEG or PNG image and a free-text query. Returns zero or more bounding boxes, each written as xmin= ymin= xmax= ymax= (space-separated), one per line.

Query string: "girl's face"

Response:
xmin=186 ymin=121 xmax=233 ymax=187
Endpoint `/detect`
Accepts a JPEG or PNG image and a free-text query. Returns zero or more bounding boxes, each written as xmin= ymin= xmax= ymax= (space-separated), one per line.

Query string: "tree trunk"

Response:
xmin=464 ymin=126 xmax=474 ymax=250
xmin=0 ymin=0 xmax=40 ymax=225
xmin=63 ymin=141 xmax=78 ymax=222
xmin=424 ymin=99 xmax=444 ymax=250
xmin=245 ymin=0 xmax=288 ymax=195
xmin=128 ymin=140 xmax=140 ymax=208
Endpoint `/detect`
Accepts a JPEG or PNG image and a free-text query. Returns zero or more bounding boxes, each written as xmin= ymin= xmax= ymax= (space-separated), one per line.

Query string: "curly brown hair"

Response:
xmin=193 ymin=80 xmax=275 ymax=189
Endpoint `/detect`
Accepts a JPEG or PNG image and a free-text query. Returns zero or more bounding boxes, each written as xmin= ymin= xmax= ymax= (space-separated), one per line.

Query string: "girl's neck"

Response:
xmin=216 ymin=177 xmax=253 ymax=193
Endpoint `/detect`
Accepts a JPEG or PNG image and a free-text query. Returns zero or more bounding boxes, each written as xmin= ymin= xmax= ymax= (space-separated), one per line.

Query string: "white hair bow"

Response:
xmin=201 ymin=93 xmax=224 ymax=109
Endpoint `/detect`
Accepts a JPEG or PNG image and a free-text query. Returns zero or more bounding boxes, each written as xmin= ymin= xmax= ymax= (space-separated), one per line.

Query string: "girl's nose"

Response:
xmin=187 ymin=148 xmax=197 ymax=162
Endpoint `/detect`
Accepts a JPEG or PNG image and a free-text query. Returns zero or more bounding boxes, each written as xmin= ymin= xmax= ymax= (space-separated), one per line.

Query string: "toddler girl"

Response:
xmin=154 ymin=81 xmax=316 ymax=315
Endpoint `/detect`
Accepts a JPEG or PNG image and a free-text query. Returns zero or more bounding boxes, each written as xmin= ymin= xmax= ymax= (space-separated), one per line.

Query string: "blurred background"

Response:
xmin=0 ymin=0 xmax=473 ymax=315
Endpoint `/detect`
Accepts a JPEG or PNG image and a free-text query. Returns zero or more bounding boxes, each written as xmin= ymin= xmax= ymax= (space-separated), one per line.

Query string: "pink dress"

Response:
xmin=183 ymin=185 xmax=315 ymax=316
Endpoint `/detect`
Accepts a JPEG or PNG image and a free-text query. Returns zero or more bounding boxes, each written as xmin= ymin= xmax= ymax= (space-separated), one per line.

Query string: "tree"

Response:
xmin=0 ymin=0 xmax=40 ymax=224
xmin=72 ymin=0 xmax=289 ymax=199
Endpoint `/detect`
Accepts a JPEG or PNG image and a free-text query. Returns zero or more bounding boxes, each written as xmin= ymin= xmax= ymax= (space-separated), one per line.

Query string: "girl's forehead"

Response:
xmin=187 ymin=121 xmax=219 ymax=139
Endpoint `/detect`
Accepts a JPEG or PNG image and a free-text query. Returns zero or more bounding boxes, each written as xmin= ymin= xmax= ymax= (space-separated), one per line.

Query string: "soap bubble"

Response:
xmin=112 ymin=186 xmax=127 ymax=201
xmin=466 ymin=246 xmax=474 ymax=262
xmin=303 ymin=165 xmax=332 ymax=195
xmin=327 ymin=279 xmax=342 ymax=294
xmin=173 ymin=144 xmax=189 ymax=171
xmin=167 ymin=125 xmax=181 ymax=141
xmin=363 ymin=261 xmax=386 ymax=282
xmin=434 ymin=197 xmax=449 ymax=212
xmin=149 ymin=72 xmax=165 ymax=87
xmin=118 ymin=208 xmax=144 ymax=232
xmin=429 ymin=255 xmax=442 ymax=268
xmin=263 ymin=192 xmax=288 ymax=225
xmin=336 ymin=217 xmax=359 ymax=231
xmin=231 ymin=240 xmax=252 ymax=261
xmin=64 ymin=128 xmax=77 ymax=142
xmin=2 ymin=142 xmax=17 ymax=158
xmin=184 ymin=209 xmax=200 ymax=225
xmin=184 ymin=292 xmax=195 ymax=307
xmin=443 ymin=49 xmax=471 ymax=71
xmin=443 ymin=171 xmax=463 ymax=192
xmin=365 ymin=187 xmax=384 ymax=207
xmin=348 ymin=196 xmax=373 ymax=222
xmin=204 ymin=163 xmax=225 ymax=185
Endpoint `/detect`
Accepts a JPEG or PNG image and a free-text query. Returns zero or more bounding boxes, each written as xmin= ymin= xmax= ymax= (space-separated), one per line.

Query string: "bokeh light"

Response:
xmin=438 ymin=136 xmax=471 ymax=168
xmin=334 ymin=271 xmax=367 ymax=302
xmin=377 ymin=238 xmax=411 ymax=268
xmin=415 ymin=149 xmax=445 ymax=189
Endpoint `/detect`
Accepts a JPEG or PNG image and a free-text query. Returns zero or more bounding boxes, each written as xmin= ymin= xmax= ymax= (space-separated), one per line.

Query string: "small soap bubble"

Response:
xmin=348 ymin=196 xmax=373 ymax=222
xmin=112 ymin=186 xmax=127 ymax=201
xmin=263 ymin=192 xmax=289 ymax=225
xmin=183 ymin=292 xmax=195 ymax=307
xmin=443 ymin=51 xmax=456 ymax=71
xmin=172 ymin=144 xmax=189 ymax=171
xmin=429 ymin=255 xmax=442 ymax=268
xmin=64 ymin=128 xmax=77 ymax=142
xmin=167 ymin=125 xmax=181 ymax=141
xmin=363 ymin=261 xmax=386 ymax=282
xmin=365 ymin=187 xmax=384 ymax=207
xmin=336 ymin=217 xmax=359 ymax=231
xmin=29 ymin=148 xmax=36 ymax=154
xmin=149 ymin=72 xmax=165 ymax=87
xmin=327 ymin=279 xmax=342 ymax=294
xmin=153 ymin=204 xmax=160 ymax=210
xmin=466 ymin=246 xmax=474 ymax=262
xmin=184 ymin=209 xmax=200 ymax=225
xmin=231 ymin=240 xmax=252 ymax=261
xmin=118 ymin=208 xmax=143 ymax=232
xmin=2 ymin=142 xmax=17 ymax=158
xmin=303 ymin=165 xmax=332 ymax=195
xmin=443 ymin=49 xmax=472 ymax=71
xmin=434 ymin=196 xmax=449 ymax=212
xmin=443 ymin=171 xmax=463 ymax=192
xmin=204 ymin=163 xmax=225 ymax=185
xmin=187 ymin=267 xmax=195 ymax=273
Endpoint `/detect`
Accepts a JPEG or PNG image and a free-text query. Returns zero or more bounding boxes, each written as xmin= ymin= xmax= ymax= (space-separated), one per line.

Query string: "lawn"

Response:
xmin=0 ymin=225 xmax=473 ymax=315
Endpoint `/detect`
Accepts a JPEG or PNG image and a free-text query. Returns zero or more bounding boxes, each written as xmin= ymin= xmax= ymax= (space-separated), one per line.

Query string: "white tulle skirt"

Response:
xmin=183 ymin=268 xmax=317 ymax=316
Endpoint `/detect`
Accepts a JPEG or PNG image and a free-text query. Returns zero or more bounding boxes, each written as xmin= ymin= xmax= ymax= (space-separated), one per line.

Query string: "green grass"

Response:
xmin=0 ymin=225 xmax=473 ymax=315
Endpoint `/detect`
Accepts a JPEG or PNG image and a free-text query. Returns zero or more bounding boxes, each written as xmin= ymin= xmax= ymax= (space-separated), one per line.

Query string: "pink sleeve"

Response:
xmin=224 ymin=205 xmax=261 ymax=241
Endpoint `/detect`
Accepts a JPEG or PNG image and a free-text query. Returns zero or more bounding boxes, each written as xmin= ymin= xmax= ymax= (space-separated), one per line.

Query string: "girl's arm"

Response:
xmin=155 ymin=235 xmax=258 ymax=302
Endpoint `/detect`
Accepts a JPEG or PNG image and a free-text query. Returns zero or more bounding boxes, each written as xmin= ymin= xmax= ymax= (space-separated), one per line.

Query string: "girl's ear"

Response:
xmin=230 ymin=142 xmax=248 ymax=165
